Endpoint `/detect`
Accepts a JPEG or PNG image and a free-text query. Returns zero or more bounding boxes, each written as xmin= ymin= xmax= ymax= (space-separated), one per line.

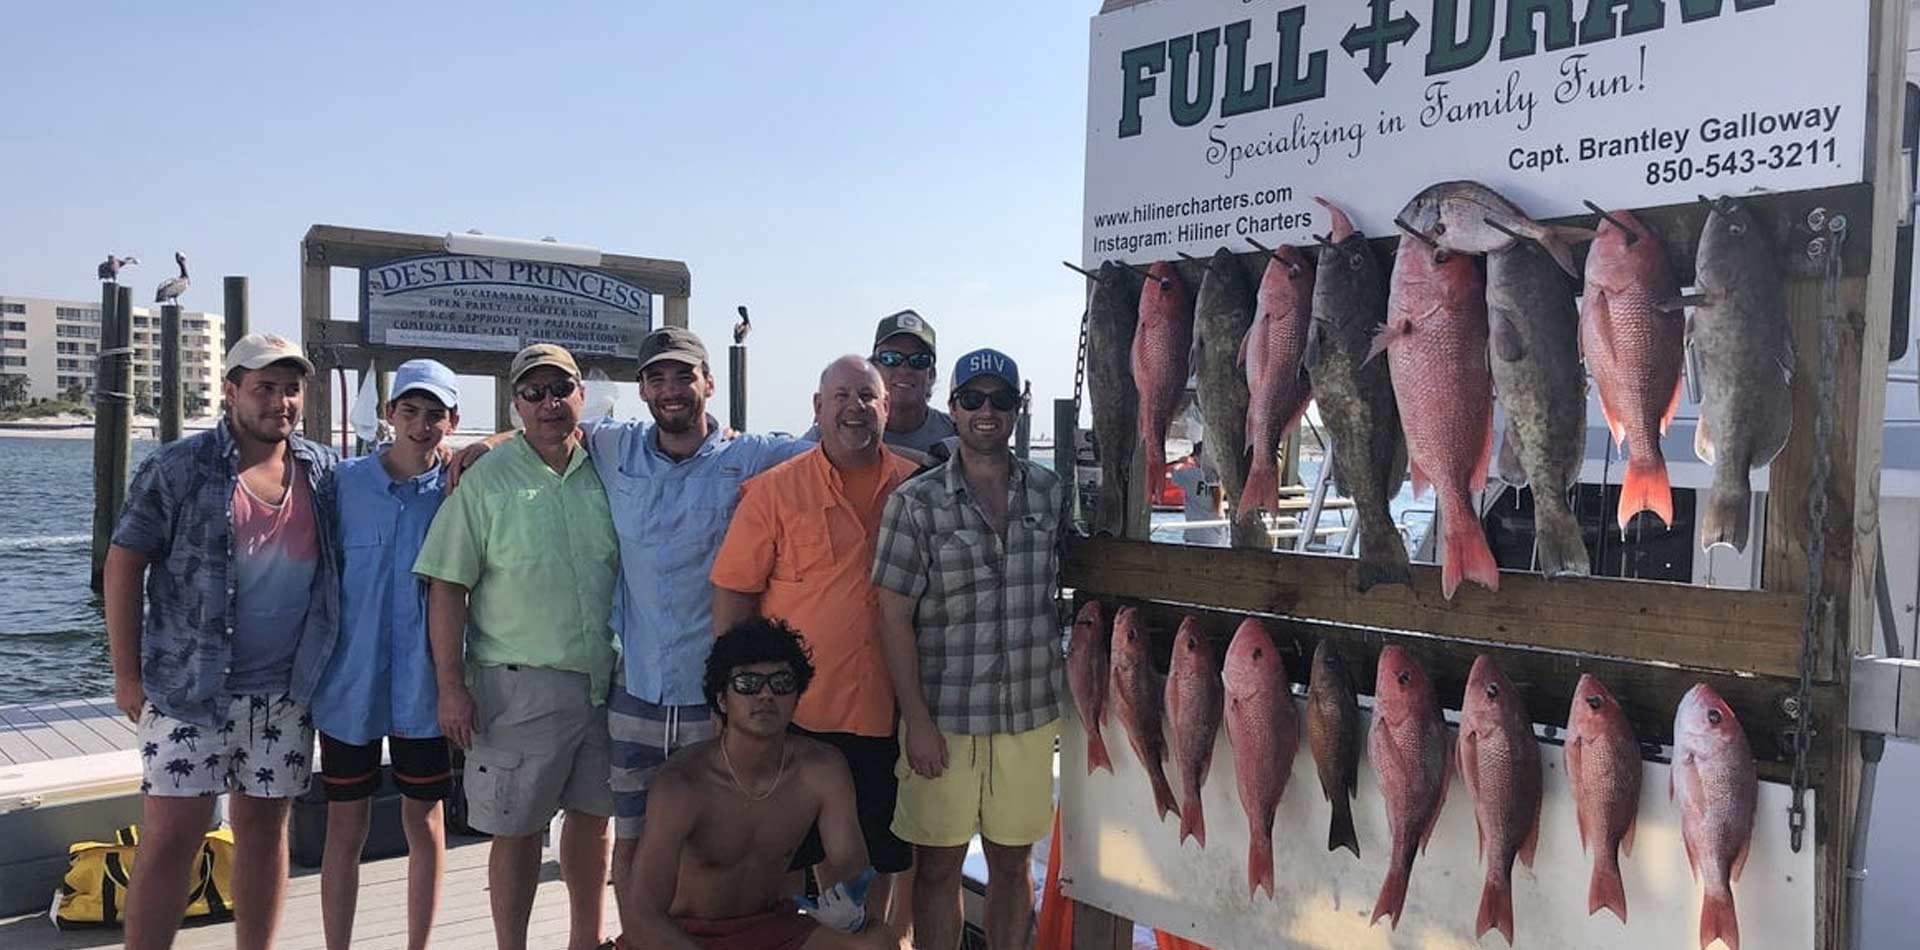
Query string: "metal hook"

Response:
xmin=1122 ymin=261 xmax=1169 ymax=289
xmin=1582 ymin=200 xmax=1639 ymax=245
xmin=1245 ymin=237 xmax=1274 ymax=255
xmin=1394 ymin=217 xmax=1439 ymax=249
xmin=1481 ymin=215 xmax=1529 ymax=243
xmin=1061 ymin=261 xmax=1103 ymax=281
xmin=1176 ymin=251 xmax=1199 ymax=262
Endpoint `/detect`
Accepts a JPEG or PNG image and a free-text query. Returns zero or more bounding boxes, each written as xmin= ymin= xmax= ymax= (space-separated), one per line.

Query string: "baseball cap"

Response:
xmin=873 ymin=310 xmax=936 ymax=352
xmin=952 ymin=348 xmax=1019 ymax=393
xmin=390 ymin=359 xmax=459 ymax=408
xmin=223 ymin=333 xmax=314 ymax=377
xmin=636 ymin=325 xmax=709 ymax=371
xmin=509 ymin=343 xmax=580 ymax=384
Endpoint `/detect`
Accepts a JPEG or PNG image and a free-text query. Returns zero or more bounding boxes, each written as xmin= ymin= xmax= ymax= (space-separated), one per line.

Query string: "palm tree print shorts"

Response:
xmin=138 ymin=693 xmax=316 ymax=798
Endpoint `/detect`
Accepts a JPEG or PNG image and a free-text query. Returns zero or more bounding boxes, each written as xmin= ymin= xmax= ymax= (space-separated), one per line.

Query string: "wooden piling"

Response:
xmin=728 ymin=344 xmax=747 ymax=433
xmin=89 ymin=285 xmax=134 ymax=593
xmin=158 ymin=303 xmax=182 ymax=442
xmin=222 ymin=276 xmax=248 ymax=355
xmin=494 ymin=376 xmax=515 ymax=433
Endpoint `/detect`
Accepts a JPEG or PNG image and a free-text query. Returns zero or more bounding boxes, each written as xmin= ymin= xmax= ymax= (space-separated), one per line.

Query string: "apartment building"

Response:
xmin=0 ymin=293 xmax=225 ymax=411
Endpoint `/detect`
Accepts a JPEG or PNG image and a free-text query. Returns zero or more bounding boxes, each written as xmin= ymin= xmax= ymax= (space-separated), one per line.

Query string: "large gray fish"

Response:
xmin=1487 ymin=240 xmax=1591 ymax=577
xmin=1304 ymin=197 xmax=1410 ymax=591
xmin=1086 ymin=261 xmax=1141 ymax=536
xmin=1398 ymin=180 xmax=1592 ymax=279
xmin=1190 ymin=248 xmax=1257 ymax=541
xmin=1692 ymin=195 xmax=1793 ymax=552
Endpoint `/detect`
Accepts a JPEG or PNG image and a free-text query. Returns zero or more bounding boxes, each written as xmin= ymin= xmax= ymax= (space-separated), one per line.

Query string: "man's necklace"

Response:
xmin=720 ymin=736 xmax=789 ymax=802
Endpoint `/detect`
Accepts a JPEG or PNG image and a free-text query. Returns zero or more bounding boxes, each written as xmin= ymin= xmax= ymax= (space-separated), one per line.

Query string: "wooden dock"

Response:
xmin=0 ymin=699 xmax=138 ymax=766
xmin=0 ymin=837 xmax=617 ymax=950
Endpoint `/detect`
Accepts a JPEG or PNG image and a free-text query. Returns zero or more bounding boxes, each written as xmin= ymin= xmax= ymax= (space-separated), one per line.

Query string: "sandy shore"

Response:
xmin=0 ymin=413 xmax=222 ymax=441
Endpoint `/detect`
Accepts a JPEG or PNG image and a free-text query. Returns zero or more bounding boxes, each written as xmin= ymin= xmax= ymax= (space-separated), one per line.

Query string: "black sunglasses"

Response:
xmin=514 ymin=379 xmax=578 ymax=403
xmin=729 ymin=670 xmax=799 ymax=696
xmin=874 ymin=350 xmax=936 ymax=370
xmin=953 ymin=388 xmax=1020 ymax=412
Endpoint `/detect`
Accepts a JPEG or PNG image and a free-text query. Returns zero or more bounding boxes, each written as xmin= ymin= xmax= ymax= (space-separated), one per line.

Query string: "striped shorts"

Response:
xmin=608 ymin=678 xmax=716 ymax=840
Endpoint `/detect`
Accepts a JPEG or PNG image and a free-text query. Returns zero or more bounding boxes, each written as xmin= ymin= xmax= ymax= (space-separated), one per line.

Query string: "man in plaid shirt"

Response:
xmin=870 ymin=347 xmax=1064 ymax=950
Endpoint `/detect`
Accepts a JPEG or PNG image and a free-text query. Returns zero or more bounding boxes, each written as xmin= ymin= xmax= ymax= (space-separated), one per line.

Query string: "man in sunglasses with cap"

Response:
xmin=870 ymin=348 xmax=1066 ymax=950
xmin=414 ymin=343 xmax=620 ymax=950
xmin=624 ymin=617 xmax=892 ymax=950
xmin=803 ymin=310 xmax=956 ymax=456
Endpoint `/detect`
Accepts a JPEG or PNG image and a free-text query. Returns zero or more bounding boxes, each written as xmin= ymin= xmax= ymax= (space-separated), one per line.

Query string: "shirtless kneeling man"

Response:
xmin=620 ymin=617 xmax=894 ymax=950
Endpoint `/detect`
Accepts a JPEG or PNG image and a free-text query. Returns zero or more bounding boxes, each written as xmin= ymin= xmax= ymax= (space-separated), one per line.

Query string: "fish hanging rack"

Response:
xmin=1061 ymin=174 xmax=1892 ymax=950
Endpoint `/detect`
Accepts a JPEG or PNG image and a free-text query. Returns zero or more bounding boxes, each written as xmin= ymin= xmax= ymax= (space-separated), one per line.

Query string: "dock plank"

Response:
xmin=0 ymin=838 xmax=618 ymax=950
xmin=0 ymin=704 xmax=82 ymax=762
xmin=40 ymin=699 xmax=138 ymax=752
xmin=23 ymin=703 xmax=120 ymax=756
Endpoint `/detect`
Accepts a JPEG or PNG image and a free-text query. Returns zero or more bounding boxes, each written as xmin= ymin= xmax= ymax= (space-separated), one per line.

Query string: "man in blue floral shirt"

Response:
xmin=105 ymin=333 xmax=340 ymax=950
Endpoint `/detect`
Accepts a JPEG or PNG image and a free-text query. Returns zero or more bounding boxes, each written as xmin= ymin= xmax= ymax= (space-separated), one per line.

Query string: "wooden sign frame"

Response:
xmin=1067 ymin=3 xmax=1907 ymax=947
xmin=298 ymin=224 xmax=693 ymax=439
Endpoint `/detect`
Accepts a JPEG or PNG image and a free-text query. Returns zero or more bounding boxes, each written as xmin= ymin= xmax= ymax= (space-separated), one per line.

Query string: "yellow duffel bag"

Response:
xmin=51 ymin=825 xmax=235 ymax=929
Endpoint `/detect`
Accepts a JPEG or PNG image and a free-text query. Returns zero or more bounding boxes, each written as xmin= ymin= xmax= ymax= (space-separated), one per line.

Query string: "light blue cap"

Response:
xmin=391 ymin=359 xmax=459 ymax=408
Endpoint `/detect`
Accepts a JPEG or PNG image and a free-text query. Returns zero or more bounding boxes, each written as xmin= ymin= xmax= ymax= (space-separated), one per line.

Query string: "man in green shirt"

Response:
xmin=414 ymin=343 xmax=620 ymax=950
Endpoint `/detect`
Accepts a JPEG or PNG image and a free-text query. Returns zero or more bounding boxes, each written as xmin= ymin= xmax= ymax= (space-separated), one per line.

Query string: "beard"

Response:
xmin=649 ymin=398 xmax=702 ymax=434
xmin=234 ymin=409 xmax=293 ymax=443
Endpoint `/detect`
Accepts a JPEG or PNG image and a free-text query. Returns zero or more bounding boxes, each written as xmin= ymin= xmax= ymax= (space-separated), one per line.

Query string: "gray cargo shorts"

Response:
xmin=463 ymin=663 xmax=613 ymax=837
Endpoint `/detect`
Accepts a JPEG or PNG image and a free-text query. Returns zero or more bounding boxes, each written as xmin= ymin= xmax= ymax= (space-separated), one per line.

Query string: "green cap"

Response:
xmin=873 ymin=310 xmax=935 ymax=352
xmin=637 ymin=325 xmax=709 ymax=371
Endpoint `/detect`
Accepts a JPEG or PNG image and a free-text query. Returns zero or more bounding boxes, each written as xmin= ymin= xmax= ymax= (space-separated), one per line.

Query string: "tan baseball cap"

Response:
xmin=509 ymin=343 xmax=580 ymax=384
xmin=223 ymin=333 xmax=314 ymax=377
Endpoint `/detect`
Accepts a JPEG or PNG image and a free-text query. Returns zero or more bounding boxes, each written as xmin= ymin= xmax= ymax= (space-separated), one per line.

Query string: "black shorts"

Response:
xmin=319 ymin=733 xmax=453 ymax=802
xmin=788 ymin=727 xmax=912 ymax=874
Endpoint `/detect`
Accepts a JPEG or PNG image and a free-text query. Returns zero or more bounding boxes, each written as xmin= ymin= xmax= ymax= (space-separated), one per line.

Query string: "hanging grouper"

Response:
xmin=1086 ymin=262 xmax=1142 ymax=537
xmin=1691 ymin=194 xmax=1794 ymax=552
xmin=1239 ymin=243 xmax=1316 ymax=529
xmin=1487 ymin=237 xmax=1591 ymax=577
xmin=1132 ymin=262 xmax=1196 ymax=511
xmin=1304 ymin=198 xmax=1410 ymax=591
xmin=1189 ymin=248 xmax=1258 ymax=537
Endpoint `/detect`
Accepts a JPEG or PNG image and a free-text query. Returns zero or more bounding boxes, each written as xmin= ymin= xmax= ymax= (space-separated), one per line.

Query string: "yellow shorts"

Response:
xmin=891 ymin=719 xmax=1060 ymax=848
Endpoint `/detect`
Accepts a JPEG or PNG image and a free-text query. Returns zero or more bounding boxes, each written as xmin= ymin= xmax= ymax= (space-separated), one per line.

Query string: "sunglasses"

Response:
xmin=729 ymin=670 xmax=799 ymax=696
xmin=874 ymin=350 xmax=936 ymax=370
xmin=514 ymin=379 xmax=578 ymax=403
xmin=953 ymin=388 xmax=1020 ymax=412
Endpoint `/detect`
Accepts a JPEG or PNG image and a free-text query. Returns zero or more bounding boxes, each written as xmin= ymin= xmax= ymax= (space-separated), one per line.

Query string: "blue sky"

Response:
xmin=0 ymin=1 xmax=1093 ymax=433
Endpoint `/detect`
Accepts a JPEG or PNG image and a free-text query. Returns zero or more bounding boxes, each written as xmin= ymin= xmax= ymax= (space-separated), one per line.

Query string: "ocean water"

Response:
xmin=0 ymin=436 xmax=154 ymax=705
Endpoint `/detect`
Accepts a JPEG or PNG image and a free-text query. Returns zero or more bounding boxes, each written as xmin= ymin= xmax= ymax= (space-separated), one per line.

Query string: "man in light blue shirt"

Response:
xmin=583 ymin=327 xmax=809 ymax=935
xmin=310 ymin=359 xmax=459 ymax=950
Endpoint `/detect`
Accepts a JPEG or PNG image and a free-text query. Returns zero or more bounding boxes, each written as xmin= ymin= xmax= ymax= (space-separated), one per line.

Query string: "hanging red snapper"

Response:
xmin=1222 ymin=618 xmax=1299 ymax=897
xmin=1369 ymin=646 xmax=1451 ymax=930
xmin=1566 ymin=673 xmax=1642 ymax=923
xmin=1165 ymin=616 xmax=1224 ymax=847
xmin=1132 ymin=262 xmax=1195 ymax=509
xmin=1067 ymin=600 xmax=1113 ymax=775
xmin=1239 ymin=246 xmax=1316 ymax=521
xmin=1456 ymin=656 xmax=1542 ymax=946
xmin=1672 ymin=683 xmax=1758 ymax=950
xmin=1109 ymin=606 xmax=1177 ymax=821
xmin=1581 ymin=208 xmax=1685 ymax=533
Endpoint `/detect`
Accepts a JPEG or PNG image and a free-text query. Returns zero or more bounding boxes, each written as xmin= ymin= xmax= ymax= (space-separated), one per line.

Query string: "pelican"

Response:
xmin=732 ymin=305 xmax=751 ymax=344
xmin=96 ymin=255 xmax=139 ymax=282
xmin=154 ymin=252 xmax=189 ymax=304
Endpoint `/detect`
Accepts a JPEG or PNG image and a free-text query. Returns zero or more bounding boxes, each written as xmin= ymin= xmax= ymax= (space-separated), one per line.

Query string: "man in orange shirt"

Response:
xmin=710 ymin=354 xmax=920 ymax=922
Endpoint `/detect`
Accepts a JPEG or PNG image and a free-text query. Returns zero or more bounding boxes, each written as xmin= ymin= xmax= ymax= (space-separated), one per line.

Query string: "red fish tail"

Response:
xmin=1588 ymin=852 xmax=1628 ymax=923
xmin=1701 ymin=887 xmax=1740 ymax=950
xmin=1476 ymin=874 xmax=1516 ymax=945
xmin=1617 ymin=449 xmax=1673 ymax=532
xmin=1371 ymin=863 xmax=1410 ymax=929
xmin=1327 ymin=796 xmax=1360 ymax=858
xmin=1178 ymin=790 xmax=1207 ymax=846
xmin=1247 ymin=834 xmax=1274 ymax=899
xmin=1085 ymin=727 xmax=1114 ymax=775
xmin=1145 ymin=439 xmax=1169 ymax=510
xmin=1240 ymin=454 xmax=1279 ymax=516
xmin=1148 ymin=765 xmax=1179 ymax=822
xmin=1440 ymin=504 xmax=1500 ymax=600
